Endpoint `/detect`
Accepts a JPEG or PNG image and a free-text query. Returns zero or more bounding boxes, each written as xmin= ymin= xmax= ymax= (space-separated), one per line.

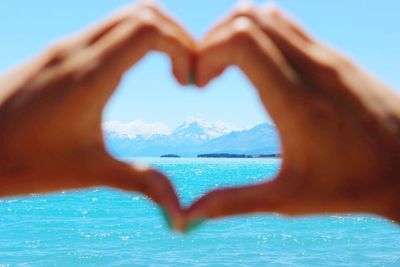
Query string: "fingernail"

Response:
xmin=183 ymin=219 xmax=205 ymax=234
xmin=160 ymin=208 xmax=172 ymax=230
xmin=187 ymin=71 xmax=196 ymax=86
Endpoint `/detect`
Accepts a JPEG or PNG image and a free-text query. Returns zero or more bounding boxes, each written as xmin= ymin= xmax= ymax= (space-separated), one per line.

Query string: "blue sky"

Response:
xmin=0 ymin=1 xmax=399 ymax=129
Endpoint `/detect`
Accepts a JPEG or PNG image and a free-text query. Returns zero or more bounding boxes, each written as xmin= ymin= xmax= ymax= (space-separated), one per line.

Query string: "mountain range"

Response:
xmin=104 ymin=116 xmax=280 ymax=157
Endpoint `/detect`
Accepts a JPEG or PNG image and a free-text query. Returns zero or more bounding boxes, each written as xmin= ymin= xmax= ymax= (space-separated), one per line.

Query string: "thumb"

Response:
xmin=100 ymin=158 xmax=183 ymax=230
xmin=182 ymin=178 xmax=286 ymax=232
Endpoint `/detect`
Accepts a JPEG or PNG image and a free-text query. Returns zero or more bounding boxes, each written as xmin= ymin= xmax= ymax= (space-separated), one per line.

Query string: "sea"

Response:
xmin=0 ymin=158 xmax=398 ymax=266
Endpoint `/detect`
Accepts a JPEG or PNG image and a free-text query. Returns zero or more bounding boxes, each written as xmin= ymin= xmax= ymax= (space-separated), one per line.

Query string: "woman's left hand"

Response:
xmin=0 ymin=2 xmax=196 ymax=227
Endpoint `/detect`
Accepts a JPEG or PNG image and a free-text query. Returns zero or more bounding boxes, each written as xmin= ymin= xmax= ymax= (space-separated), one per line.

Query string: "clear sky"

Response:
xmin=0 ymin=1 xmax=399 ymax=129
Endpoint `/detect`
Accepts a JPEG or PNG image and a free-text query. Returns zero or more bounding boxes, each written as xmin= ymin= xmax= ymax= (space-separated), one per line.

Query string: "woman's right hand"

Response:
xmin=184 ymin=3 xmax=400 ymax=230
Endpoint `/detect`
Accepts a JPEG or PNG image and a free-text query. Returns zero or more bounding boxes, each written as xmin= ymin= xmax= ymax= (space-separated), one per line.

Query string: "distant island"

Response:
xmin=159 ymin=153 xmax=281 ymax=158
xmin=197 ymin=153 xmax=281 ymax=158
xmin=160 ymin=154 xmax=181 ymax=158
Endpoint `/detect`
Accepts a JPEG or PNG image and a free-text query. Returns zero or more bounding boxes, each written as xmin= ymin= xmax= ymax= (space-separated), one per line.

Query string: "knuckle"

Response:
xmin=44 ymin=39 xmax=80 ymax=70
xmin=136 ymin=8 xmax=159 ymax=34
xmin=331 ymin=54 xmax=354 ymax=72
xmin=310 ymin=46 xmax=354 ymax=74
xmin=263 ymin=3 xmax=282 ymax=18
xmin=310 ymin=48 xmax=340 ymax=74
xmin=318 ymin=61 xmax=340 ymax=79
xmin=230 ymin=17 xmax=257 ymax=44
xmin=46 ymin=40 xmax=69 ymax=61
xmin=233 ymin=1 xmax=256 ymax=18
xmin=48 ymin=38 xmax=70 ymax=51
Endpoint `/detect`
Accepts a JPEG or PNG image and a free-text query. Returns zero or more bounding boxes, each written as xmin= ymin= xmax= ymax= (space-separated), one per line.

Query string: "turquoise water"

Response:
xmin=0 ymin=158 xmax=399 ymax=266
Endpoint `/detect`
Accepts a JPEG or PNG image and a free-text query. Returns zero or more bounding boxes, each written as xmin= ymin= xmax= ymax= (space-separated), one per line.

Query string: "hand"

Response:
xmin=0 ymin=2 xmax=195 ymax=226
xmin=184 ymin=3 xmax=400 ymax=229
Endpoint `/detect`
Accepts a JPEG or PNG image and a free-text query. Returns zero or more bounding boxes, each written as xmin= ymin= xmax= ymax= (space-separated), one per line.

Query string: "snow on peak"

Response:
xmin=103 ymin=116 xmax=243 ymax=141
xmin=103 ymin=120 xmax=171 ymax=139
xmin=173 ymin=115 xmax=241 ymax=140
xmin=176 ymin=115 xmax=210 ymax=130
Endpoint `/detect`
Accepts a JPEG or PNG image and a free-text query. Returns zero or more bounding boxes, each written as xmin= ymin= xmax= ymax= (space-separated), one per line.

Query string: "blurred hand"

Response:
xmin=0 ymin=2 xmax=196 ymax=226
xmin=184 ymin=3 xmax=400 ymax=229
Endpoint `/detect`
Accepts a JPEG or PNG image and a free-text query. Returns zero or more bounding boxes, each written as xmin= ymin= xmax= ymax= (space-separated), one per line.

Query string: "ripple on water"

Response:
xmin=0 ymin=158 xmax=398 ymax=266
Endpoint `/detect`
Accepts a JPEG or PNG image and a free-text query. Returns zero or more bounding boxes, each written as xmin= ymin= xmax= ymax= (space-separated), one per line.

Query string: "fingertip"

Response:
xmin=160 ymin=204 xmax=190 ymax=233
xmin=187 ymin=50 xmax=199 ymax=87
xmin=172 ymin=66 xmax=195 ymax=87
xmin=187 ymin=71 xmax=197 ymax=86
xmin=171 ymin=48 xmax=198 ymax=87
xmin=107 ymin=162 xmax=182 ymax=217
xmin=183 ymin=219 xmax=206 ymax=234
xmin=196 ymin=67 xmax=226 ymax=88
xmin=194 ymin=57 xmax=212 ymax=88
xmin=160 ymin=207 xmax=173 ymax=230
xmin=172 ymin=66 xmax=187 ymax=86
xmin=195 ymin=77 xmax=210 ymax=88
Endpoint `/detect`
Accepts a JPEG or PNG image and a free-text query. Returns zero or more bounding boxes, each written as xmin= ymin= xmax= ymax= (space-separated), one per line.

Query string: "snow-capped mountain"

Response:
xmin=171 ymin=115 xmax=241 ymax=143
xmin=103 ymin=116 xmax=280 ymax=157
xmin=103 ymin=120 xmax=171 ymax=139
xmin=200 ymin=123 xmax=280 ymax=155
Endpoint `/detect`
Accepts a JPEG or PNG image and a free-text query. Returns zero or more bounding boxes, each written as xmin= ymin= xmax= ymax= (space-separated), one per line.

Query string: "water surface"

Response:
xmin=0 ymin=158 xmax=398 ymax=266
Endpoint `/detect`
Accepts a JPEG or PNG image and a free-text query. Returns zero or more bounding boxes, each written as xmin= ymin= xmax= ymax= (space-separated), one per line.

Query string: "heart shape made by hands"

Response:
xmin=4 ymin=0 xmax=397 ymax=233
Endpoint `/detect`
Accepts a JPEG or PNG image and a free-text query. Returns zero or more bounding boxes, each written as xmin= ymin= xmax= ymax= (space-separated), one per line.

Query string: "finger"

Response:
xmin=183 ymin=178 xmax=286 ymax=231
xmin=92 ymin=3 xmax=195 ymax=81
xmin=1 ymin=3 xmax=134 ymax=95
xmin=206 ymin=3 xmax=318 ymax=81
xmin=100 ymin=157 xmax=183 ymax=230
xmin=258 ymin=5 xmax=329 ymax=74
xmin=40 ymin=3 xmax=195 ymax=109
xmin=203 ymin=1 xmax=311 ymax=46
xmin=197 ymin=16 xmax=302 ymax=128
xmin=258 ymin=3 xmax=313 ymax=43
xmin=200 ymin=0 xmax=258 ymax=44
xmin=43 ymin=1 xmax=193 ymax=63
xmin=229 ymin=2 xmax=321 ymax=71
xmin=209 ymin=3 xmax=348 ymax=94
xmin=86 ymin=6 xmax=195 ymax=102
xmin=257 ymin=4 xmax=356 ymax=95
xmin=42 ymin=3 xmax=142 ymax=68
xmin=142 ymin=1 xmax=195 ymax=49
xmin=135 ymin=1 xmax=197 ymax=84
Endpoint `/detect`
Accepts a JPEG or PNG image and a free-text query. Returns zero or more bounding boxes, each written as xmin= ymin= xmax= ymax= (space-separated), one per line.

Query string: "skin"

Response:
xmin=183 ymin=3 xmax=400 ymax=229
xmin=0 ymin=1 xmax=399 ymax=232
xmin=0 ymin=2 xmax=197 ymax=229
